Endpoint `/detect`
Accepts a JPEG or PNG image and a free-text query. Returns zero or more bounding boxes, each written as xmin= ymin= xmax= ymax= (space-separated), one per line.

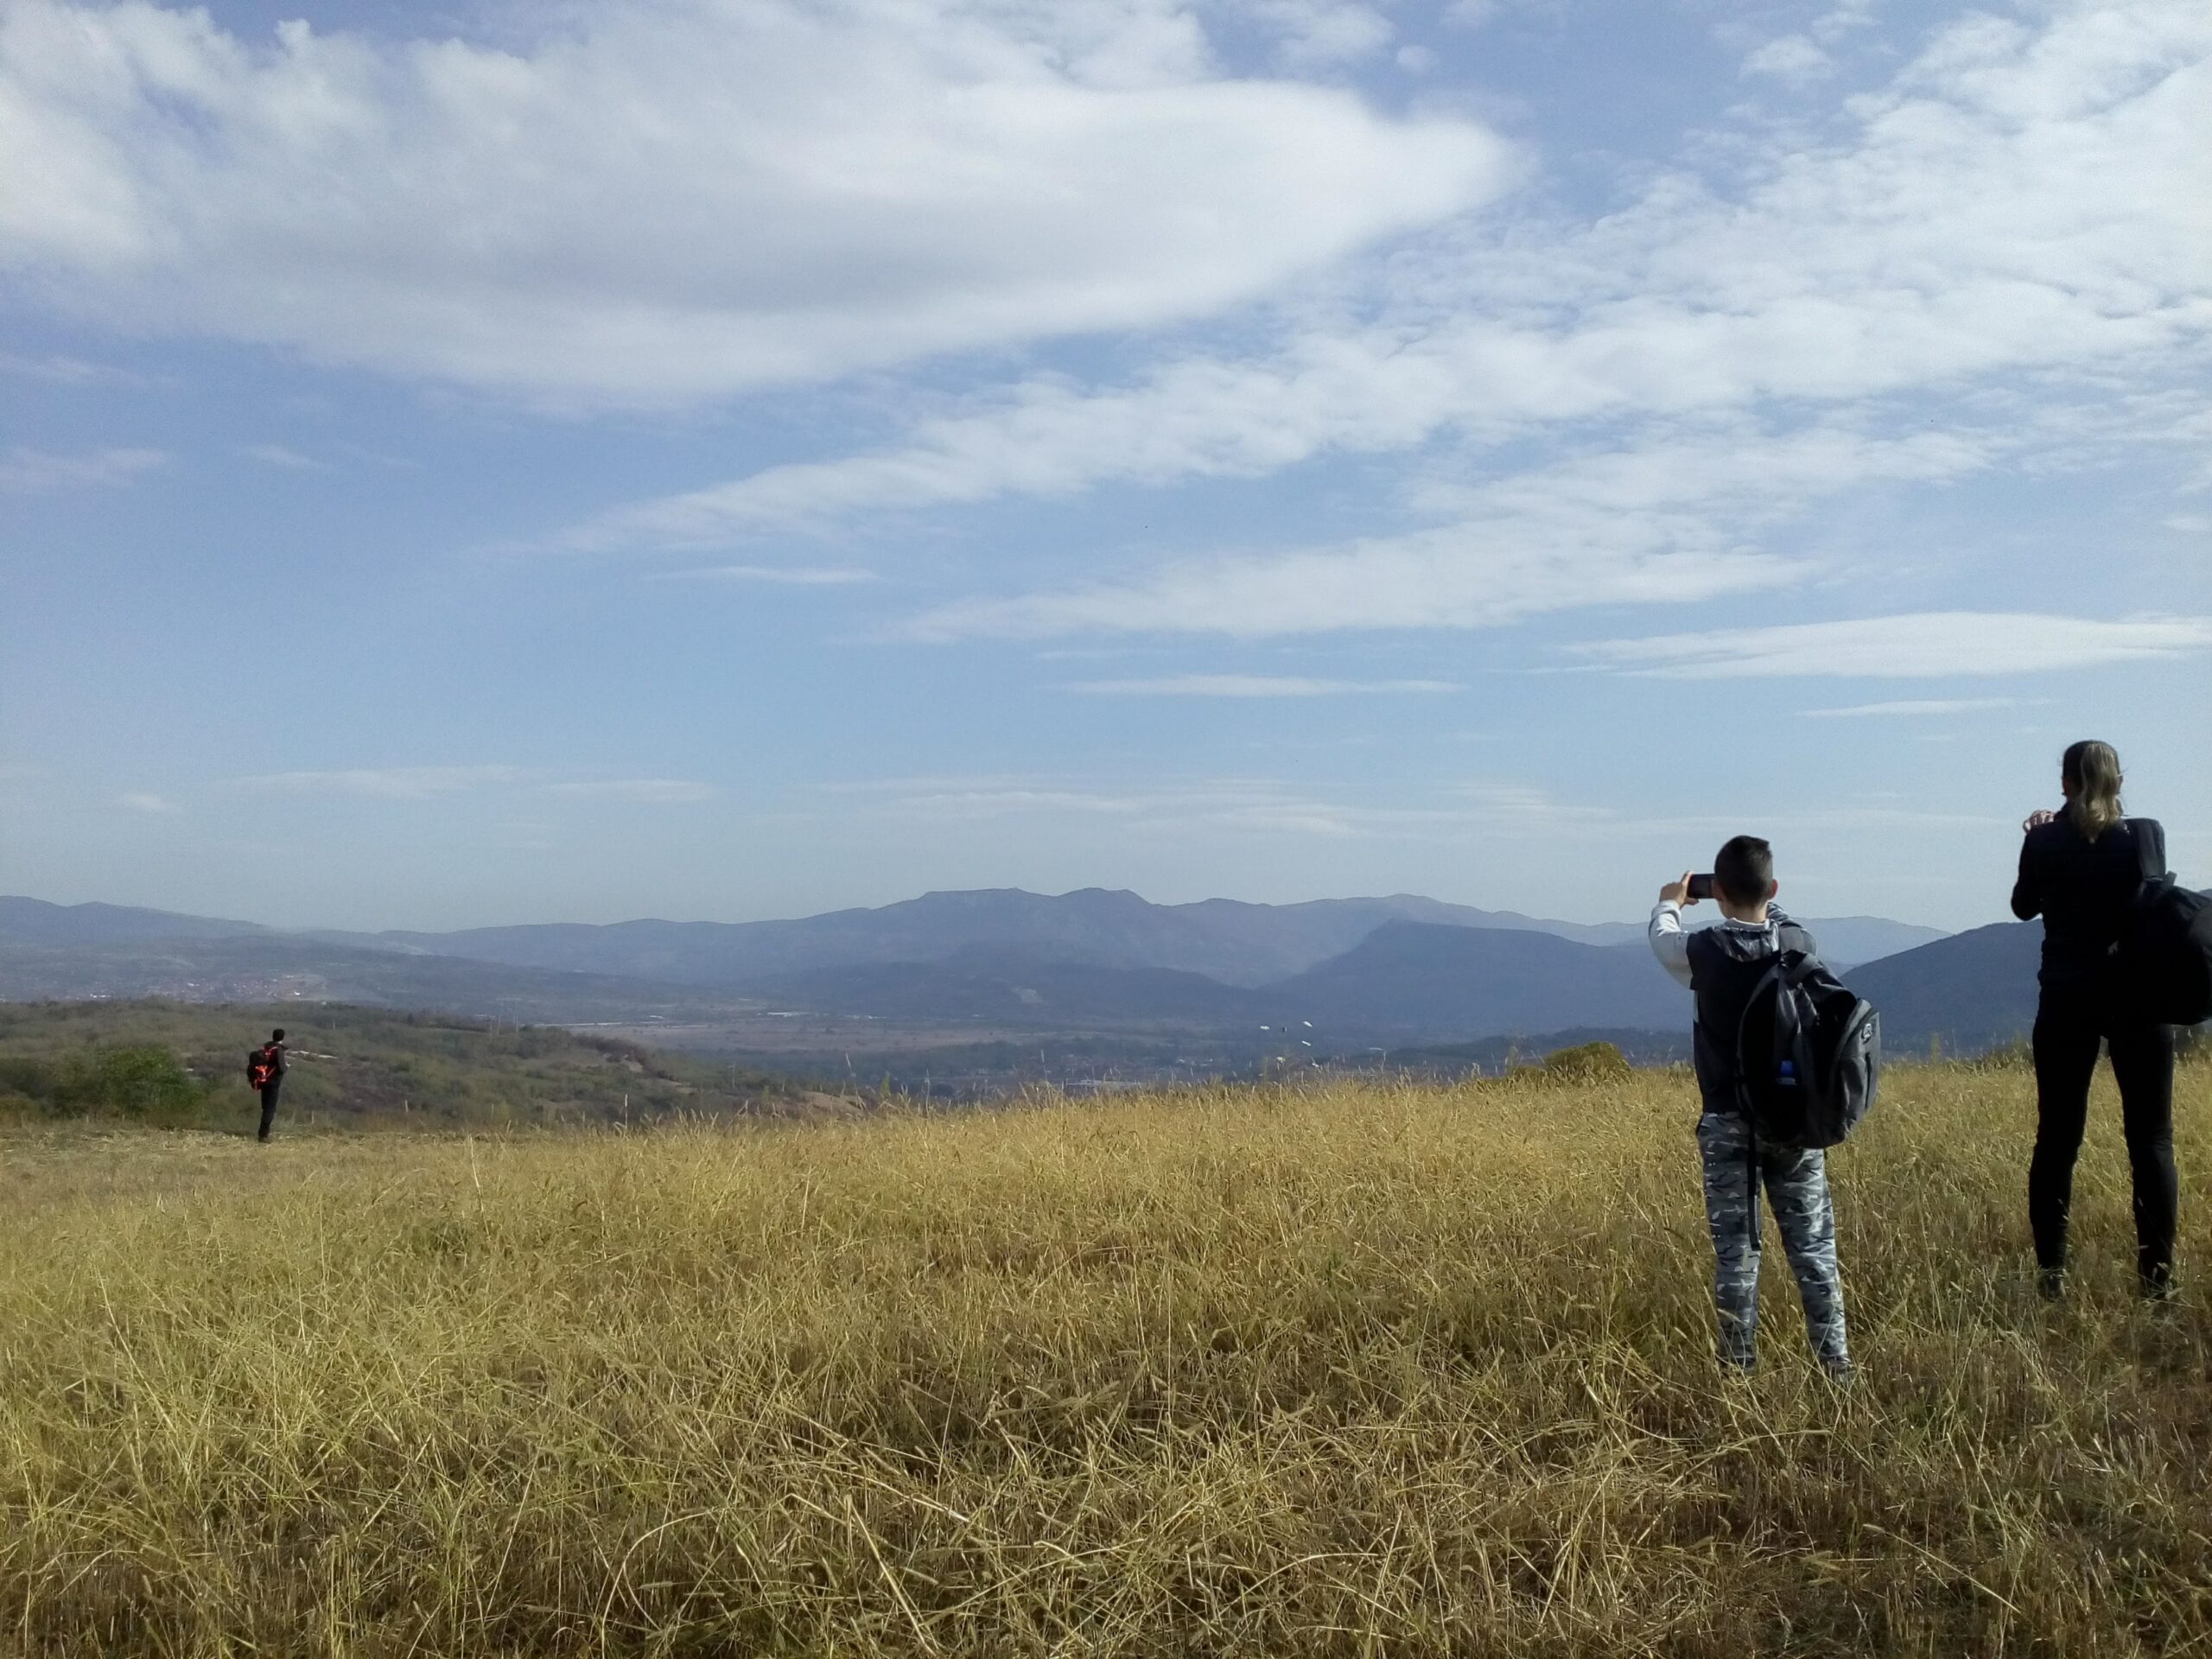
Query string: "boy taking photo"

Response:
xmin=1650 ymin=836 xmax=1852 ymax=1380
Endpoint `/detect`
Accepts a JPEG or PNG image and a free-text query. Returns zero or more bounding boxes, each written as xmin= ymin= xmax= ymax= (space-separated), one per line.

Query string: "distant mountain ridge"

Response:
xmin=277 ymin=889 xmax=1940 ymax=984
xmin=328 ymin=888 xmax=1655 ymax=988
xmin=1844 ymin=921 xmax=2043 ymax=1054
xmin=3 ymin=893 xmax=1997 ymax=1071
xmin=1269 ymin=922 xmax=1690 ymax=1036
xmin=0 ymin=899 xmax=275 ymax=946
xmin=6 ymin=890 xmax=1948 ymax=988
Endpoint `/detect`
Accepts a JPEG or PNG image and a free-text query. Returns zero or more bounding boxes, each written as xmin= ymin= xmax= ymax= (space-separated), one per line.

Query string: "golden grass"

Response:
xmin=3 ymin=1057 xmax=2208 ymax=1656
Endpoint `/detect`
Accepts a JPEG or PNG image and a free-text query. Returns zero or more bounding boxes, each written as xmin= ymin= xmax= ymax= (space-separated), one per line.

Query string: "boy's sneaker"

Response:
xmin=2036 ymin=1267 xmax=2067 ymax=1303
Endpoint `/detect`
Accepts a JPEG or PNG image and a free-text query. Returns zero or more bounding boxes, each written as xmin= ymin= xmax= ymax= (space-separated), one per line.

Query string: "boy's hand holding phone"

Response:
xmin=1661 ymin=871 xmax=1718 ymax=906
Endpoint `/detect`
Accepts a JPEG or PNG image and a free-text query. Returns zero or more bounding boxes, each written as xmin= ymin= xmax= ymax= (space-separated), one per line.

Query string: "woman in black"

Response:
xmin=2012 ymin=740 xmax=2176 ymax=1298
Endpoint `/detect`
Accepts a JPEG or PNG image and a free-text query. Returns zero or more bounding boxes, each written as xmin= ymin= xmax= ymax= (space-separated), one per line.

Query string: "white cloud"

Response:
xmin=652 ymin=565 xmax=877 ymax=586
xmin=0 ymin=350 xmax=143 ymax=385
xmin=245 ymin=766 xmax=528 ymax=798
xmin=238 ymin=443 xmax=327 ymax=471
xmin=1237 ymin=0 xmax=1394 ymax=68
xmin=117 ymin=791 xmax=178 ymax=813
xmin=561 ymin=0 xmax=2210 ymax=549
xmin=1812 ymin=2 xmax=1881 ymax=48
xmin=538 ymin=779 xmax=717 ymax=803
xmin=1576 ymin=613 xmax=2212 ymax=678
xmin=906 ymin=419 xmax=1976 ymax=638
xmin=1449 ymin=782 xmax=1616 ymax=826
xmin=1741 ymin=35 xmax=1834 ymax=85
xmin=0 ymin=445 xmax=166 ymax=493
xmin=912 ymin=528 xmax=1791 ymax=639
xmin=1801 ymin=697 xmax=2029 ymax=717
xmin=857 ymin=776 xmax=1374 ymax=838
xmin=1066 ymin=675 xmax=1459 ymax=696
xmin=0 ymin=0 xmax=1508 ymax=405
xmin=239 ymin=765 xmax=715 ymax=803
xmin=843 ymin=771 xmax=1628 ymax=842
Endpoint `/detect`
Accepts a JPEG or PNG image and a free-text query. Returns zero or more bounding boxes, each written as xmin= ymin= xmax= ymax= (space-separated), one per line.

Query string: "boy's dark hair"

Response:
xmin=1713 ymin=836 xmax=1774 ymax=907
xmin=270 ymin=1028 xmax=286 ymax=1042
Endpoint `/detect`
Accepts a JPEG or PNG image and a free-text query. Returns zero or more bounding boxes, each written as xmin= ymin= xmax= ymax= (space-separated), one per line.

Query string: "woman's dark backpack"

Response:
xmin=1733 ymin=950 xmax=1880 ymax=1149
xmin=2122 ymin=835 xmax=2212 ymax=1026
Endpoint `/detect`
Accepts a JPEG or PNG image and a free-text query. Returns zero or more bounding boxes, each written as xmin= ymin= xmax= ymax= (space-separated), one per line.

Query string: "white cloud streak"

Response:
xmin=0 ymin=0 xmax=1508 ymax=405
xmin=0 ymin=350 xmax=144 ymax=385
xmin=0 ymin=444 xmax=167 ymax=493
xmin=245 ymin=766 xmax=531 ymax=799
xmin=238 ymin=443 xmax=327 ymax=471
xmin=1741 ymin=35 xmax=1834 ymax=85
xmin=238 ymin=766 xmax=714 ymax=803
xmin=563 ymin=0 xmax=2211 ymax=550
xmin=1066 ymin=675 xmax=1459 ymax=696
xmin=906 ymin=419 xmax=1976 ymax=638
xmin=1801 ymin=697 xmax=2031 ymax=717
xmin=1577 ymin=613 xmax=2212 ymax=678
xmin=538 ymin=779 xmax=718 ymax=803
xmin=653 ymin=565 xmax=877 ymax=586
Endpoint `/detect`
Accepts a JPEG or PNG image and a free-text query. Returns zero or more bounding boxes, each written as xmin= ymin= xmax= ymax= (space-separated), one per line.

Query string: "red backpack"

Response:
xmin=246 ymin=1046 xmax=278 ymax=1089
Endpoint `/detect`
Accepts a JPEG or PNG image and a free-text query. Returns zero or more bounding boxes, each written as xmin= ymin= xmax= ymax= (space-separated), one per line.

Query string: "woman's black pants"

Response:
xmin=2030 ymin=993 xmax=2177 ymax=1290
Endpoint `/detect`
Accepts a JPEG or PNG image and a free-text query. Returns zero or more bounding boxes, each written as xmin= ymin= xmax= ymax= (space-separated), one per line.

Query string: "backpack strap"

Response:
xmin=1684 ymin=926 xmax=1723 ymax=975
xmin=1732 ymin=957 xmax=1790 ymax=1243
xmin=2133 ymin=818 xmax=2170 ymax=885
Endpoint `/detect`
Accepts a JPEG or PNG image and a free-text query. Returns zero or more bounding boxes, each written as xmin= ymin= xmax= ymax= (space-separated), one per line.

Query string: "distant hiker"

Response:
xmin=1649 ymin=838 xmax=1860 ymax=1379
xmin=247 ymin=1028 xmax=287 ymax=1142
xmin=2012 ymin=741 xmax=2185 ymax=1300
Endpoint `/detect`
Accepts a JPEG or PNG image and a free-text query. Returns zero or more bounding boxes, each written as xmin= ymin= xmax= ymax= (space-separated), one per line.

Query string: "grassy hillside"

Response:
xmin=3 ymin=1057 xmax=2208 ymax=1654
xmin=0 ymin=1000 xmax=811 ymax=1130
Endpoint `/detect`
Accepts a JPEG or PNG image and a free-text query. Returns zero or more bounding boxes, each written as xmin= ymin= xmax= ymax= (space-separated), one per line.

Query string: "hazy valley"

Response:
xmin=2 ymin=889 xmax=2035 ymax=1096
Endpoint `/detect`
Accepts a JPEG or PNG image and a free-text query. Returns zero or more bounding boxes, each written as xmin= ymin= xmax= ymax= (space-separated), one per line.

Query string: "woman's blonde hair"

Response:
xmin=2063 ymin=740 xmax=2124 ymax=841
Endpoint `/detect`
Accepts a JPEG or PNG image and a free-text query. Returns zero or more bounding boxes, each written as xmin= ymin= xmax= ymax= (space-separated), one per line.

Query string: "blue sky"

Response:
xmin=3 ymin=0 xmax=2207 ymax=933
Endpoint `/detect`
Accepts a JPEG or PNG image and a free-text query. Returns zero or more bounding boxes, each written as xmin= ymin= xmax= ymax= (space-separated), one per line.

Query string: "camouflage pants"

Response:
xmin=1696 ymin=1112 xmax=1849 ymax=1374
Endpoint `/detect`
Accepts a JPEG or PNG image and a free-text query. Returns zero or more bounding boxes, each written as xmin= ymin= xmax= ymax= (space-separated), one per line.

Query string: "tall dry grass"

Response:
xmin=3 ymin=1056 xmax=2208 ymax=1656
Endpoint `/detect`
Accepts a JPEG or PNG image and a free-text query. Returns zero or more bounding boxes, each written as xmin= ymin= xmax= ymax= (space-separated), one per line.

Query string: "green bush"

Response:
xmin=1539 ymin=1040 xmax=1633 ymax=1084
xmin=52 ymin=1046 xmax=208 ymax=1122
xmin=0 ymin=1057 xmax=56 ymax=1105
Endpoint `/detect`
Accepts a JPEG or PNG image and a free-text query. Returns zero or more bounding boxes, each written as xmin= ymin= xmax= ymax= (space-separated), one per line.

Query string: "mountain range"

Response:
xmin=1 ymin=889 xmax=2037 ymax=1075
xmin=322 ymin=889 xmax=1942 ymax=980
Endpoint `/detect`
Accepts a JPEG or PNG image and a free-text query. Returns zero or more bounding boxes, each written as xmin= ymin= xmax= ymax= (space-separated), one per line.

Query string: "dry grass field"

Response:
xmin=3 ymin=1055 xmax=2209 ymax=1656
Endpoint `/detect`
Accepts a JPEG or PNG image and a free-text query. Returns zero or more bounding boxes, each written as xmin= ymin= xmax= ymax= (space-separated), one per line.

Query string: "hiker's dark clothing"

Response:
xmin=1649 ymin=904 xmax=1849 ymax=1373
xmin=2029 ymin=1005 xmax=2175 ymax=1287
xmin=254 ymin=1042 xmax=287 ymax=1142
xmin=1681 ymin=913 xmax=1816 ymax=1116
xmin=2012 ymin=817 xmax=2177 ymax=1290
xmin=2012 ymin=817 xmax=2167 ymax=992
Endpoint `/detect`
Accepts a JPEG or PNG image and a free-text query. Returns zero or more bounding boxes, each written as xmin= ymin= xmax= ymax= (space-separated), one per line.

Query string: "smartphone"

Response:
xmin=1687 ymin=874 xmax=1717 ymax=901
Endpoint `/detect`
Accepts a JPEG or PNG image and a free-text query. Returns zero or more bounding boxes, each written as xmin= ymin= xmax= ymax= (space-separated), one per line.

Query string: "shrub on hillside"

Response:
xmin=50 ymin=1046 xmax=208 ymax=1122
xmin=1538 ymin=1040 xmax=1632 ymax=1084
xmin=0 ymin=1057 xmax=56 ymax=1106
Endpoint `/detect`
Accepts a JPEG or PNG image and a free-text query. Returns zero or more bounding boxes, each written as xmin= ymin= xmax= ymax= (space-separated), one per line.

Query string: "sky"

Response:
xmin=2 ymin=0 xmax=2207 ymax=934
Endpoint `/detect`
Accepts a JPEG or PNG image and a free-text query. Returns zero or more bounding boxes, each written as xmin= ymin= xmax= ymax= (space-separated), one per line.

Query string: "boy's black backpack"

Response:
xmin=2120 ymin=833 xmax=2212 ymax=1026
xmin=246 ymin=1046 xmax=276 ymax=1090
xmin=1732 ymin=950 xmax=1880 ymax=1149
